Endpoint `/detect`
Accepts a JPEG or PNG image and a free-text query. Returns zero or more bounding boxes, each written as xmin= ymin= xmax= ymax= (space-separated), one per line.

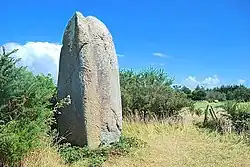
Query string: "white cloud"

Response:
xmin=183 ymin=75 xmax=221 ymax=90
xmin=3 ymin=42 xmax=62 ymax=83
xmin=117 ymin=53 xmax=124 ymax=57
xmin=201 ymin=75 xmax=220 ymax=88
xmin=183 ymin=76 xmax=200 ymax=90
xmin=153 ymin=52 xmax=168 ymax=58
xmin=238 ymin=79 xmax=246 ymax=85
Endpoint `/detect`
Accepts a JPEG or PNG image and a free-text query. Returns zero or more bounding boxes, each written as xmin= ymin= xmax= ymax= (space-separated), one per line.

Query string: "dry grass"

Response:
xmin=21 ymin=146 xmax=67 ymax=167
xmin=104 ymin=122 xmax=250 ymax=167
xmin=21 ymin=145 xmax=90 ymax=167
xmin=22 ymin=119 xmax=250 ymax=167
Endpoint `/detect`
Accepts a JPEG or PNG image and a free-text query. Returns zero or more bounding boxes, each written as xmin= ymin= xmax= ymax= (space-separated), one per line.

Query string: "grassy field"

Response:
xmin=194 ymin=101 xmax=250 ymax=110
xmin=22 ymin=101 xmax=250 ymax=167
xmin=104 ymin=122 xmax=250 ymax=167
xmin=22 ymin=121 xmax=250 ymax=167
xmin=194 ymin=101 xmax=223 ymax=110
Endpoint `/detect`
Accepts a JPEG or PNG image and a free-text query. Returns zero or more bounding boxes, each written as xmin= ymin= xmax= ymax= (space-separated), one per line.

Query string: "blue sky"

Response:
xmin=1 ymin=0 xmax=250 ymax=89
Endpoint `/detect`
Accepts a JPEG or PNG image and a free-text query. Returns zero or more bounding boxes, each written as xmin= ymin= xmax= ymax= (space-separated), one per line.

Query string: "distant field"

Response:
xmin=194 ymin=101 xmax=250 ymax=110
xmin=194 ymin=101 xmax=223 ymax=110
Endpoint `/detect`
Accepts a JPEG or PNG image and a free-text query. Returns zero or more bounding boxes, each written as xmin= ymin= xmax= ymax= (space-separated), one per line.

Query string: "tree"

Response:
xmin=181 ymin=86 xmax=192 ymax=95
xmin=233 ymin=85 xmax=250 ymax=102
xmin=191 ymin=86 xmax=206 ymax=101
xmin=212 ymin=84 xmax=250 ymax=101
xmin=206 ymin=90 xmax=226 ymax=102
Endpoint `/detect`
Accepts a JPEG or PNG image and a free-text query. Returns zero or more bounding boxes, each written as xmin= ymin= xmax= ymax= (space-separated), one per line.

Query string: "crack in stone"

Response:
xmin=111 ymin=108 xmax=121 ymax=131
xmin=78 ymin=42 xmax=88 ymax=54
xmin=116 ymin=122 xmax=121 ymax=131
xmin=106 ymin=123 xmax=111 ymax=132
xmin=98 ymin=34 xmax=104 ymax=41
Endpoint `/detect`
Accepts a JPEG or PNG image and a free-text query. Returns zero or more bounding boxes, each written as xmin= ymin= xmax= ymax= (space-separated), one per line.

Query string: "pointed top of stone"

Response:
xmin=73 ymin=11 xmax=85 ymax=18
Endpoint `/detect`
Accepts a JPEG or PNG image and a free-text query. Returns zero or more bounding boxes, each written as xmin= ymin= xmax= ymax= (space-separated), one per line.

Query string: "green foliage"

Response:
xmin=189 ymin=103 xmax=203 ymax=117
xmin=221 ymin=101 xmax=250 ymax=134
xmin=206 ymin=91 xmax=226 ymax=102
xmin=195 ymin=108 xmax=203 ymax=117
xmin=59 ymin=136 xmax=146 ymax=166
xmin=182 ymin=86 xmax=191 ymax=94
xmin=0 ymin=48 xmax=56 ymax=166
xmin=183 ymin=84 xmax=250 ymax=102
xmin=120 ymin=67 xmax=192 ymax=120
xmin=191 ymin=86 xmax=207 ymax=101
xmin=181 ymin=86 xmax=192 ymax=98
xmin=214 ymin=85 xmax=250 ymax=102
xmin=0 ymin=120 xmax=45 ymax=165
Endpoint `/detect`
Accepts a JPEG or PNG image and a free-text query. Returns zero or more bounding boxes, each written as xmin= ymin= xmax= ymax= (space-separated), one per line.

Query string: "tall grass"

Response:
xmin=104 ymin=121 xmax=250 ymax=167
xmin=20 ymin=117 xmax=250 ymax=167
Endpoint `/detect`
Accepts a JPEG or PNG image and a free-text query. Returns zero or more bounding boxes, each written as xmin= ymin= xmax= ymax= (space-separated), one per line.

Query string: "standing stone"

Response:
xmin=57 ymin=12 xmax=122 ymax=149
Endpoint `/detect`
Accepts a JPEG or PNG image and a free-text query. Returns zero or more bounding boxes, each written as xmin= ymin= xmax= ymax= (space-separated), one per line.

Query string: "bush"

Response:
xmin=189 ymin=103 xmax=203 ymax=117
xmin=59 ymin=136 xmax=146 ymax=166
xmin=191 ymin=86 xmax=207 ymax=101
xmin=206 ymin=91 xmax=226 ymax=102
xmin=0 ymin=48 xmax=56 ymax=166
xmin=221 ymin=101 xmax=250 ymax=134
xmin=120 ymin=67 xmax=192 ymax=120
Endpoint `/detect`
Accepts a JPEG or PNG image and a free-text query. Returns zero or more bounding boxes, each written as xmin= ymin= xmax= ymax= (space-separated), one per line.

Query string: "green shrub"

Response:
xmin=120 ymin=67 xmax=192 ymax=120
xmin=191 ymin=86 xmax=207 ymax=101
xmin=0 ymin=48 xmax=56 ymax=166
xmin=189 ymin=103 xmax=203 ymax=117
xmin=195 ymin=108 xmax=203 ymax=117
xmin=59 ymin=136 xmax=146 ymax=166
xmin=189 ymin=103 xmax=196 ymax=116
xmin=206 ymin=91 xmax=226 ymax=102
xmin=221 ymin=101 xmax=250 ymax=134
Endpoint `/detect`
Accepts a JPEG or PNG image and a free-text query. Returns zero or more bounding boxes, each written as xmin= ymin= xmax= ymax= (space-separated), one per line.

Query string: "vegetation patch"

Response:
xmin=0 ymin=48 xmax=56 ymax=166
xmin=2 ymin=47 xmax=250 ymax=167
xmin=104 ymin=121 xmax=250 ymax=167
xmin=120 ymin=67 xmax=193 ymax=121
xmin=59 ymin=136 xmax=146 ymax=166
